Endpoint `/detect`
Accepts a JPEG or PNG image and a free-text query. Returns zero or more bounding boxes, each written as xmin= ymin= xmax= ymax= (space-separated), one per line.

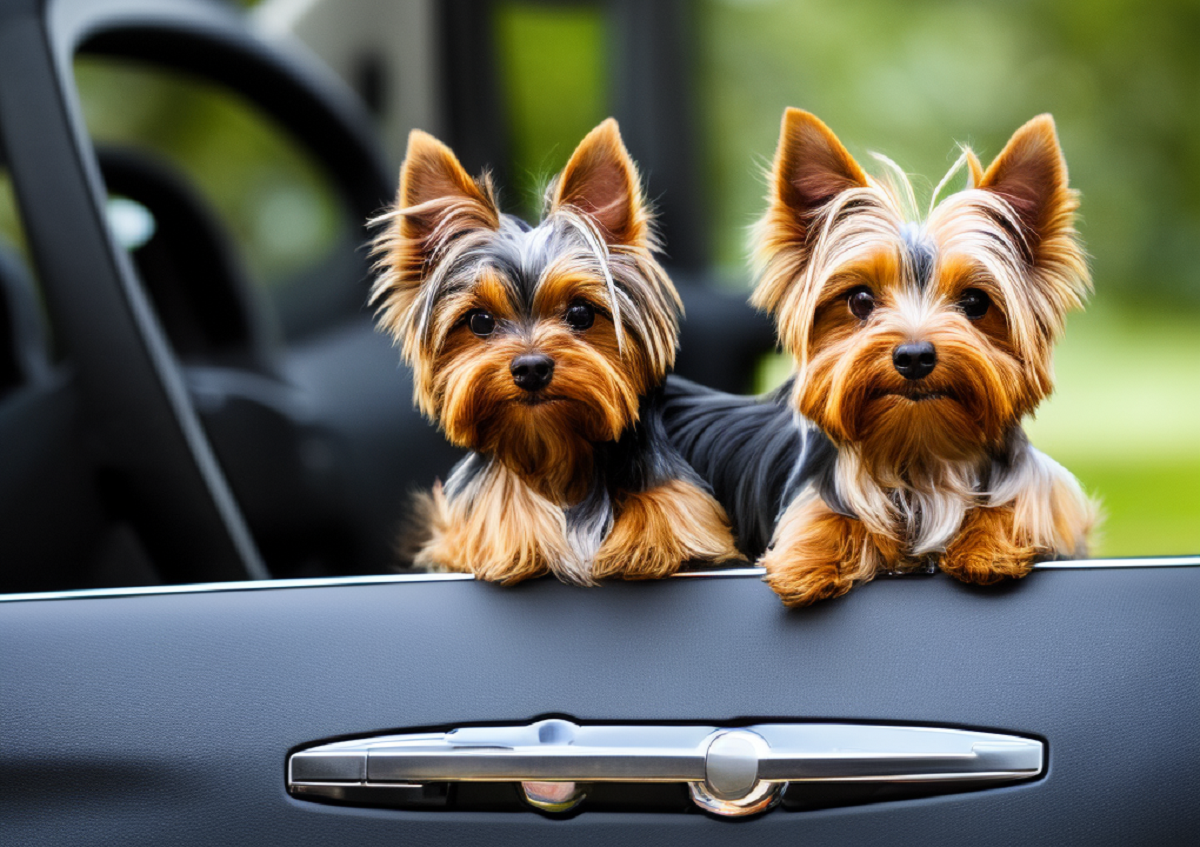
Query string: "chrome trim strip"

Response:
xmin=1032 ymin=556 xmax=1200 ymax=569
xmin=0 ymin=572 xmax=475 ymax=603
xmin=671 ymin=567 xmax=767 ymax=579
xmin=2 ymin=556 xmax=1196 ymax=603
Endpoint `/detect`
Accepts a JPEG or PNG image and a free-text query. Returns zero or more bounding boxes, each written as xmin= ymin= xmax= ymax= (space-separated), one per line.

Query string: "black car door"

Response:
xmin=4 ymin=559 xmax=1200 ymax=845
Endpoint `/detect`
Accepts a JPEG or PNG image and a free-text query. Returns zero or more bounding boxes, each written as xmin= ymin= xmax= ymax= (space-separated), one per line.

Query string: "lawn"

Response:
xmin=1023 ymin=304 xmax=1200 ymax=557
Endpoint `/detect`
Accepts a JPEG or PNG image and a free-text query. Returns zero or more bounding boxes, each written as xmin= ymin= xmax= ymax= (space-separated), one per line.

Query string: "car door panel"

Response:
xmin=3 ymin=564 xmax=1198 ymax=845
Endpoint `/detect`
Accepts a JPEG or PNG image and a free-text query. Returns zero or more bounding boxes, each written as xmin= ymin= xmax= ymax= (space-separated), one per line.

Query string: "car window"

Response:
xmin=0 ymin=163 xmax=55 ymax=392
xmin=73 ymin=56 xmax=354 ymax=341
xmin=2 ymin=0 xmax=1194 ymax=601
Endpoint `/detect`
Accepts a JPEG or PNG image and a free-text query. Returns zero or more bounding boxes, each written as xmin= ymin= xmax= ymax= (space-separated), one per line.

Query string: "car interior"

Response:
xmin=0 ymin=0 xmax=773 ymax=592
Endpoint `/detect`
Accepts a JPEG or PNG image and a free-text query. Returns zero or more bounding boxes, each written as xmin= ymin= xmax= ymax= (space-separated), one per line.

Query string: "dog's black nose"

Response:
xmin=893 ymin=342 xmax=937 ymax=380
xmin=511 ymin=353 xmax=555 ymax=392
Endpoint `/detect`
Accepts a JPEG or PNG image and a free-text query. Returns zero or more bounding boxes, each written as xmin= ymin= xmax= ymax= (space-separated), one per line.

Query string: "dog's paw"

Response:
xmin=939 ymin=544 xmax=1037 ymax=585
xmin=941 ymin=506 xmax=1038 ymax=585
xmin=939 ymin=553 xmax=1033 ymax=585
xmin=759 ymin=496 xmax=881 ymax=607
xmin=593 ymin=480 xmax=739 ymax=580
xmin=410 ymin=474 xmax=567 ymax=584
xmin=761 ymin=553 xmax=854 ymax=607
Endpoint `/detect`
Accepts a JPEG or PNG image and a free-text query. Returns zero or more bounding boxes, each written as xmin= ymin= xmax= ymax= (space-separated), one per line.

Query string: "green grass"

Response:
xmin=1067 ymin=458 xmax=1200 ymax=557
xmin=695 ymin=0 xmax=1200 ymax=312
xmin=755 ymin=301 xmax=1200 ymax=558
xmin=1025 ymin=304 xmax=1200 ymax=556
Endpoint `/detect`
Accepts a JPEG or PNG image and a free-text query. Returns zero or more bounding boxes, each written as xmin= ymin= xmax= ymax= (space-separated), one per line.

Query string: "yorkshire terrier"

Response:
xmin=371 ymin=119 xmax=738 ymax=585
xmin=665 ymin=109 xmax=1098 ymax=606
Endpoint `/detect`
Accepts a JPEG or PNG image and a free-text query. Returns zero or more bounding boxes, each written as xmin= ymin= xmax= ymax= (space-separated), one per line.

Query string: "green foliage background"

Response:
xmin=699 ymin=0 xmax=1200 ymax=312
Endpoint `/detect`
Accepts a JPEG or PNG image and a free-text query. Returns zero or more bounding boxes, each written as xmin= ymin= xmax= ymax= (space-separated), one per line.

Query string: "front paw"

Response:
xmin=761 ymin=549 xmax=854 ymax=607
xmin=939 ymin=543 xmax=1037 ymax=585
xmin=758 ymin=497 xmax=879 ymax=607
xmin=593 ymin=534 xmax=683 ymax=581
xmin=409 ymin=476 xmax=563 ymax=584
xmin=593 ymin=481 xmax=739 ymax=580
xmin=941 ymin=506 xmax=1037 ymax=585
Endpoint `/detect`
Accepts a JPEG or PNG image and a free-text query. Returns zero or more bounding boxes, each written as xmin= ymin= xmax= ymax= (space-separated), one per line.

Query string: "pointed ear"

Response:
xmin=551 ymin=118 xmax=648 ymax=245
xmin=371 ymin=131 xmax=498 ymax=358
xmin=751 ymin=110 xmax=869 ymax=323
xmin=976 ymin=115 xmax=1074 ymax=248
xmin=965 ymin=149 xmax=985 ymax=188
xmin=397 ymin=129 xmax=499 ymax=244
xmin=769 ymin=108 xmax=869 ymax=221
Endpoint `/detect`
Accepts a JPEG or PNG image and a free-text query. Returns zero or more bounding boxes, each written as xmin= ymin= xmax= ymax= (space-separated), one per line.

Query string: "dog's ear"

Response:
xmin=396 ymin=129 xmax=499 ymax=249
xmin=965 ymin=149 xmax=985 ymax=188
xmin=768 ymin=108 xmax=869 ymax=229
xmin=975 ymin=114 xmax=1089 ymax=374
xmin=976 ymin=115 xmax=1074 ymax=256
xmin=371 ymin=131 xmax=499 ymax=361
xmin=752 ymin=109 xmax=869 ymax=322
xmin=551 ymin=118 xmax=648 ymax=246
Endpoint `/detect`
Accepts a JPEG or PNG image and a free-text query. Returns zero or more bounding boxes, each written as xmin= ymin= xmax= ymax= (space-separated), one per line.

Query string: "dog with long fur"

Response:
xmin=373 ymin=119 xmax=738 ymax=585
xmin=665 ymin=109 xmax=1098 ymax=606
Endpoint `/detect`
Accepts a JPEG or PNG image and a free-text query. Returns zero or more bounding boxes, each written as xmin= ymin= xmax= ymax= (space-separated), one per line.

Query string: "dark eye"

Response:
xmin=959 ymin=288 xmax=990 ymax=320
xmin=847 ymin=287 xmax=876 ymax=320
xmin=565 ymin=301 xmax=595 ymax=331
xmin=467 ymin=310 xmax=495 ymax=336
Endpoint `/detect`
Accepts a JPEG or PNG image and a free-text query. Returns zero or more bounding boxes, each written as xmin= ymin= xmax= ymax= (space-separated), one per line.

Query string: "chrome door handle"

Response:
xmin=288 ymin=719 xmax=1044 ymax=817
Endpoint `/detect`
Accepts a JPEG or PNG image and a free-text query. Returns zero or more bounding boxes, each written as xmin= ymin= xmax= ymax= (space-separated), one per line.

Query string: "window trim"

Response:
xmin=1 ymin=558 xmax=1197 ymax=604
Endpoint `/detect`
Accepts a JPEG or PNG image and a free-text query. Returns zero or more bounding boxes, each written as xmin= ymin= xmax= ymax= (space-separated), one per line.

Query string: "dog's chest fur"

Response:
xmin=831 ymin=447 xmax=984 ymax=557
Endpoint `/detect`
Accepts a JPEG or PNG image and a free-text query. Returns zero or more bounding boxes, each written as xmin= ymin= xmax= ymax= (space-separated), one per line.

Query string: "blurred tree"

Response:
xmin=698 ymin=0 xmax=1200 ymax=312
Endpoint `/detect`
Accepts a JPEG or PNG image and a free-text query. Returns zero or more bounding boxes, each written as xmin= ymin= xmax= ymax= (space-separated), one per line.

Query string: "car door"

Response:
xmin=4 ymin=560 xmax=1200 ymax=845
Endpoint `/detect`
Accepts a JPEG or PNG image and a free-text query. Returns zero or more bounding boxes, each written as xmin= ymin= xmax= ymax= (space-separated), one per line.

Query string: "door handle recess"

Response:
xmin=288 ymin=719 xmax=1043 ymax=817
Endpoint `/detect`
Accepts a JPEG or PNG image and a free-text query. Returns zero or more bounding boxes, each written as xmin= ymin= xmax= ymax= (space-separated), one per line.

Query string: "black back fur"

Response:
xmin=661 ymin=375 xmax=839 ymax=557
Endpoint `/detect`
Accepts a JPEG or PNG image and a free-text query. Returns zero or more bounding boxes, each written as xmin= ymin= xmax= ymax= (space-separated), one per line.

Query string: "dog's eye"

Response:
xmin=958 ymin=288 xmax=990 ymax=320
xmin=467 ymin=310 xmax=496 ymax=337
xmin=847 ymin=287 xmax=876 ymax=320
xmin=565 ymin=301 xmax=595 ymax=331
